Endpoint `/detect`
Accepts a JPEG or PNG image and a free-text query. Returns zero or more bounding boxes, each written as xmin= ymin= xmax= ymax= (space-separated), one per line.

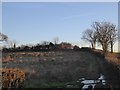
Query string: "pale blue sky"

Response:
xmin=2 ymin=2 xmax=118 ymax=50
xmin=1 ymin=0 xmax=119 ymax=2
xmin=0 ymin=3 xmax=2 ymax=33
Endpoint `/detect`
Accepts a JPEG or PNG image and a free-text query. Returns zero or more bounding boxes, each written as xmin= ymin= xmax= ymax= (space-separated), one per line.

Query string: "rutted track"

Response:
xmin=90 ymin=50 xmax=120 ymax=89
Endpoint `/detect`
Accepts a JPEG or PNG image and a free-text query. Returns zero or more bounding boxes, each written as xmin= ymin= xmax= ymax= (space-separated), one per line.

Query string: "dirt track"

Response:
xmin=90 ymin=50 xmax=120 ymax=89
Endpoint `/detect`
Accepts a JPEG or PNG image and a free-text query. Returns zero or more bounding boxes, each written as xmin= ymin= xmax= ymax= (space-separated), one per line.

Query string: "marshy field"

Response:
xmin=2 ymin=49 xmax=120 ymax=89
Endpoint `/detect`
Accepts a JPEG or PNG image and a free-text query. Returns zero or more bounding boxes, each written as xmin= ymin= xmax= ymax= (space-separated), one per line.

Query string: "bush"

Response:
xmin=2 ymin=68 xmax=25 ymax=88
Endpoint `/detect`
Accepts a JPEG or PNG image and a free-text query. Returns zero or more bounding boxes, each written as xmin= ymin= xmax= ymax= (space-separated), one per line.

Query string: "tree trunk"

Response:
xmin=102 ymin=43 xmax=108 ymax=55
xmin=91 ymin=43 xmax=94 ymax=49
xmin=110 ymin=42 xmax=113 ymax=53
xmin=91 ymin=42 xmax=95 ymax=49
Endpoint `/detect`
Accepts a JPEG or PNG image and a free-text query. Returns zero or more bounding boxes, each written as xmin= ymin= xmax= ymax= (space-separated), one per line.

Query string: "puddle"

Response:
xmin=66 ymin=74 xmax=106 ymax=89
xmin=81 ymin=74 xmax=106 ymax=90
xmin=98 ymin=74 xmax=106 ymax=85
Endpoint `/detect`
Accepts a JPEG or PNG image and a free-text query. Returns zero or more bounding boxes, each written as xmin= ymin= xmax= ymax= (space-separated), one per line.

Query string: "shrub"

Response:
xmin=2 ymin=68 xmax=25 ymax=88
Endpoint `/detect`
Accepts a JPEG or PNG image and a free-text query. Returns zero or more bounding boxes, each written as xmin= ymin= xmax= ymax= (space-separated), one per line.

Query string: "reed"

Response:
xmin=2 ymin=68 xmax=25 ymax=88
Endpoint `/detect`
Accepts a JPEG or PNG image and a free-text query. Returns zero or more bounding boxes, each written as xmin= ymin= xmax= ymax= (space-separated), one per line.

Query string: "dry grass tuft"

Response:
xmin=1 ymin=68 xmax=25 ymax=88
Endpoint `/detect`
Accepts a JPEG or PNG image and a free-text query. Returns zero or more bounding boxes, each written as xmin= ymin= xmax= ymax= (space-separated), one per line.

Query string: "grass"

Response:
xmin=25 ymin=79 xmax=66 ymax=88
xmin=2 ymin=50 xmax=101 ymax=88
xmin=105 ymin=52 xmax=120 ymax=65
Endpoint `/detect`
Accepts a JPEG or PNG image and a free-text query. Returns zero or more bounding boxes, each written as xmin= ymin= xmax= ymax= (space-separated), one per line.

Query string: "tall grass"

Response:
xmin=1 ymin=68 xmax=25 ymax=88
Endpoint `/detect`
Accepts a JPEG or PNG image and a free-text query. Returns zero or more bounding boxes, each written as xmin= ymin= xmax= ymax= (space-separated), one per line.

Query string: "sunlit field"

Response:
xmin=2 ymin=50 xmax=101 ymax=88
xmin=1 ymin=49 xmax=120 ymax=89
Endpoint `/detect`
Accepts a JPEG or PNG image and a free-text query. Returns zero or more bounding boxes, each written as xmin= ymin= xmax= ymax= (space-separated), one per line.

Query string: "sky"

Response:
xmin=2 ymin=2 xmax=118 ymax=51
xmin=1 ymin=0 xmax=119 ymax=2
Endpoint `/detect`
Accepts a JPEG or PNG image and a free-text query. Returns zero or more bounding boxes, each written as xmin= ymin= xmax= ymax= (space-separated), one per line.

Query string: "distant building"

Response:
xmin=73 ymin=45 xmax=80 ymax=50
xmin=58 ymin=42 xmax=73 ymax=49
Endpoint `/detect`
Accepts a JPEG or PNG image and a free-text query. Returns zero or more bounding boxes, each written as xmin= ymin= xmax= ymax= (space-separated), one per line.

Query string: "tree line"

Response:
xmin=0 ymin=34 xmax=74 ymax=52
xmin=0 ymin=21 xmax=118 ymax=53
xmin=81 ymin=21 xmax=117 ymax=53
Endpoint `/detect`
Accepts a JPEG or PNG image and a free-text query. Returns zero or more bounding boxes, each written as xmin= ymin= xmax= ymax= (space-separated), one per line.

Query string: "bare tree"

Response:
xmin=41 ymin=41 xmax=50 ymax=45
xmin=6 ymin=40 xmax=17 ymax=48
xmin=108 ymin=24 xmax=117 ymax=53
xmin=0 ymin=33 xmax=8 ymax=41
xmin=53 ymin=37 xmax=59 ymax=45
xmin=81 ymin=29 xmax=97 ymax=49
xmin=92 ymin=21 xmax=117 ymax=53
xmin=0 ymin=33 xmax=8 ymax=50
